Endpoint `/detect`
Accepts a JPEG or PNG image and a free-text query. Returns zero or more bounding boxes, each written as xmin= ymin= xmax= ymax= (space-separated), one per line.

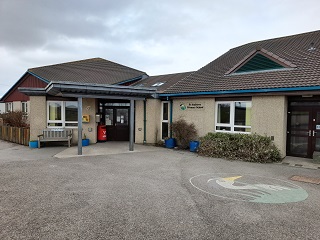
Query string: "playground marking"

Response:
xmin=190 ymin=173 xmax=308 ymax=204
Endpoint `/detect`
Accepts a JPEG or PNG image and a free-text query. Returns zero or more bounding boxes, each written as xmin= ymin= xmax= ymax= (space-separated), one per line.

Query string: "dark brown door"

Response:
xmin=287 ymin=107 xmax=320 ymax=158
xmin=105 ymin=107 xmax=129 ymax=141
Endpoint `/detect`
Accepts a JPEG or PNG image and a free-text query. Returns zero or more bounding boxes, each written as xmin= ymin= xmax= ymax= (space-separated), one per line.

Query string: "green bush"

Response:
xmin=198 ymin=132 xmax=281 ymax=163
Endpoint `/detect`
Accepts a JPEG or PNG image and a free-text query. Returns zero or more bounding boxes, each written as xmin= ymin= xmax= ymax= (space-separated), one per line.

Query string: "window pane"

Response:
xmin=65 ymin=123 xmax=78 ymax=127
xmin=65 ymin=102 xmax=78 ymax=121
xmin=49 ymin=102 xmax=62 ymax=120
xmin=234 ymin=127 xmax=251 ymax=132
xmin=162 ymin=122 xmax=169 ymax=139
xmin=116 ymin=109 xmax=128 ymax=126
xmin=216 ymin=126 xmax=231 ymax=131
xmin=217 ymin=103 xmax=230 ymax=124
xmin=162 ymin=103 xmax=168 ymax=120
xmin=105 ymin=109 xmax=113 ymax=126
xmin=290 ymin=111 xmax=309 ymax=130
xmin=48 ymin=123 xmax=63 ymax=127
xmin=234 ymin=102 xmax=251 ymax=126
xmin=22 ymin=102 xmax=27 ymax=113
xmin=104 ymin=103 xmax=130 ymax=106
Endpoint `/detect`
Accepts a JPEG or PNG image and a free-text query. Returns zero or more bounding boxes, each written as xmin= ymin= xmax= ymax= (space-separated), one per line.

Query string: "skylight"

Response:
xmin=152 ymin=82 xmax=165 ymax=87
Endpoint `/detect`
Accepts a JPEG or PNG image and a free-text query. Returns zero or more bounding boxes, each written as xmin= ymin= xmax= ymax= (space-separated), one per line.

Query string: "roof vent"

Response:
xmin=308 ymin=42 xmax=316 ymax=51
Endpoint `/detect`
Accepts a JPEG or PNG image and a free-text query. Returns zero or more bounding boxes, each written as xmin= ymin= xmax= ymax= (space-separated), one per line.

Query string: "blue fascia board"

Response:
xmin=27 ymin=71 xmax=50 ymax=83
xmin=159 ymin=86 xmax=320 ymax=97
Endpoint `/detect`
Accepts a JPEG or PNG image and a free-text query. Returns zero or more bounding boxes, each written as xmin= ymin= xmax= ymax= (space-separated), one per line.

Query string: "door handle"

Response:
xmin=309 ymin=130 xmax=312 ymax=136
xmin=313 ymin=130 xmax=316 ymax=137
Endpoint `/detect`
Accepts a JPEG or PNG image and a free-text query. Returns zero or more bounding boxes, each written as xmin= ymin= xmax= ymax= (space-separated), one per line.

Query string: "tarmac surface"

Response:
xmin=0 ymin=140 xmax=320 ymax=239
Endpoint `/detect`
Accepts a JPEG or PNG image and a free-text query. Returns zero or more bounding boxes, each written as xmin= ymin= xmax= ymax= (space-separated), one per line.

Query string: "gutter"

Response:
xmin=159 ymin=86 xmax=320 ymax=98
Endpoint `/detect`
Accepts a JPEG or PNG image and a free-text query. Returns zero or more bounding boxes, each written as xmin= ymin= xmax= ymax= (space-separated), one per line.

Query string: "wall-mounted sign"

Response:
xmin=180 ymin=102 xmax=204 ymax=111
xmin=316 ymin=125 xmax=320 ymax=130
xmin=82 ymin=115 xmax=90 ymax=123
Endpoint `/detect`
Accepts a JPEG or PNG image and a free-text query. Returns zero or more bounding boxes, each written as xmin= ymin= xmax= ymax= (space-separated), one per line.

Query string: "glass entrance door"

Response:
xmin=99 ymin=101 xmax=130 ymax=141
xmin=287 ymin=107 xmax=320 ymax=158
xmin=104 ymin=107 xmax=129 ymax=141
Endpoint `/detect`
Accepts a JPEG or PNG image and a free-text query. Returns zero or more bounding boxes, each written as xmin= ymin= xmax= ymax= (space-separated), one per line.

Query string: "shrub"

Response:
xmin=0 ymin=111 xmax=29 ymax=127
xmin=198 ymin=132 xmax=281 ymax=163
xmin=171 ymin=118 xmax=198 ymax=149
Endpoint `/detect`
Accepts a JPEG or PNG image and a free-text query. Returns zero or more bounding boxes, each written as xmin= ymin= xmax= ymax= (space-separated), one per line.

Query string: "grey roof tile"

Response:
xmin=133 ymin=71 xmax=194 ymax=92
xmin=28 ymin=58 xmax=147 ymax=85
xmin=164 ymin=30 xmax=320 ymax=94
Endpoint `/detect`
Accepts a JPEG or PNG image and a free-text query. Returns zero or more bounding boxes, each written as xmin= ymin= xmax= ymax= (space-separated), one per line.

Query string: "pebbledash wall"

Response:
xmin=29 ymin=96 xmax=98 ymax=143
xmin=29 ymin=94 xmax=287 ymax=157
xmin=135 ymin=95 xmax=287 ymax=157
xmin=135 ymin=99 xmax=162 ymax=143
xmin=251 ymin=95 xmax=287 ymax=157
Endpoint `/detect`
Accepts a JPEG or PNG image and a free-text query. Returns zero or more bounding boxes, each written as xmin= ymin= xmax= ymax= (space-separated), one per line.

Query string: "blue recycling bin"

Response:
xmin=165 ymin=138 xmax=176 ymax=148
xmin=189 ymin=141 xmax=200 ymax=152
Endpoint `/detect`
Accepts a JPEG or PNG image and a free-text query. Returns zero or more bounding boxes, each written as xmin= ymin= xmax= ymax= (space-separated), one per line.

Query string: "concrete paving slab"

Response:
xmin=54 ymin=142 xmax=167 ymax=158
xmin=278 ymin=156 xmax=320 ymax=170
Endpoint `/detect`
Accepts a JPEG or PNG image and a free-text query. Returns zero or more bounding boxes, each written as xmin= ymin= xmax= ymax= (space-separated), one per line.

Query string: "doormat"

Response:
xmin=290 ymin=175 xmax=320 ymax=185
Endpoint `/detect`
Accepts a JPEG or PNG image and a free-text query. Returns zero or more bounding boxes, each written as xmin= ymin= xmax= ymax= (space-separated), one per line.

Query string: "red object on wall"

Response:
xmin=97 ymin=125 xmax=107 ymax=142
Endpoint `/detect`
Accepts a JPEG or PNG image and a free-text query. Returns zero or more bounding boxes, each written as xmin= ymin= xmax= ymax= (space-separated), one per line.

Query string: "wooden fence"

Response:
xmin=0 ymin=126 xmax=30 ymax=146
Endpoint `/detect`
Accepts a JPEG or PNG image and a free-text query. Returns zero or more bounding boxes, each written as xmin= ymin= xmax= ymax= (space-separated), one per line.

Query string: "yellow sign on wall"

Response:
xmin=82 ymin=115 xmax=90 ymax=123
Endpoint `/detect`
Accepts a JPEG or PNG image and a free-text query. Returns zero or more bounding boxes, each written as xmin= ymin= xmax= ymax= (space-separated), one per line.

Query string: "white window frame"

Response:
xmin=5 ymin=102 xmax=13 ymax=113
xmin=21 ymin=102 xmax=28 ymax=113
xmin=161 ymin=101 xmax=170 ymax=140
xmin=215 ymin=101 xmax=252 ymax=134
xmin=47 ymin=101 xmax=78 ymax=128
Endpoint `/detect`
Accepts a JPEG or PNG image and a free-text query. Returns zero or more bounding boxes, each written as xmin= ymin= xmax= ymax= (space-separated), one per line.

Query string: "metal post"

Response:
xmin=170 ymin=99 xmax=173 ymax=138
xmin=78 ymin=97 xmax=83 ymax=155
xmin=129 ymin=99 xmax=135 ymax=151
xmin=143 ymin=100 xmax=147 ymax=144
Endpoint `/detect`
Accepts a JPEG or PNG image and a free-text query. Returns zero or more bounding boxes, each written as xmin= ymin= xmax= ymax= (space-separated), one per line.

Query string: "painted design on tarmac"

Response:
xmin=190 ymin=173 xmax=308 ymax=204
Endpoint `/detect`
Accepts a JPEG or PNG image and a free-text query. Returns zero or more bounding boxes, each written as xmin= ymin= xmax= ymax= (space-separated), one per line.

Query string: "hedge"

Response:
xmin=198 ymin=132 xmax=281 ymax=163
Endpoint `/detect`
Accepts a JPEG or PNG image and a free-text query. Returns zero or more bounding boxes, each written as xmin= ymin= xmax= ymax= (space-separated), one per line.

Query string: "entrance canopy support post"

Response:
xmin=129 ymin=99 xmax=135 ymax=151
xmin=78 ymin=97 xmax=83 ymax=155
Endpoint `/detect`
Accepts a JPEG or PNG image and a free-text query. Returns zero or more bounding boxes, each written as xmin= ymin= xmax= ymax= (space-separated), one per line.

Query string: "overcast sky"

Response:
xmin=0 ymin=0 xmax=319 ymax=98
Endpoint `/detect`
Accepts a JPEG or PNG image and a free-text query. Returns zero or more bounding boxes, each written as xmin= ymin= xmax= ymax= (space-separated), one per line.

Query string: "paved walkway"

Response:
xmin=54 ymin=142 xmax=167 ymax=158
xmin=53 ymin=141 xmax=320 ymax=170
xmin=280 ymin=156 xmax=320 ymax=170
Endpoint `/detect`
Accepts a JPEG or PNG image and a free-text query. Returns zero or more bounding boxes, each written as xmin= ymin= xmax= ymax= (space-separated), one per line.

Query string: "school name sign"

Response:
xmin=180 ymin=102 xmax=204 ymax=111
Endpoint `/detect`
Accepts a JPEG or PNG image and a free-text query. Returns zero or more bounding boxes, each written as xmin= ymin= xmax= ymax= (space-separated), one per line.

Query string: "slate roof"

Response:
xmin=132 ymin=71 xmax=194 ymax=92
xmin=28 ymin=58 xmax=147 ymax=85
xmin=164 ymin=30 xmax=320 ymax=94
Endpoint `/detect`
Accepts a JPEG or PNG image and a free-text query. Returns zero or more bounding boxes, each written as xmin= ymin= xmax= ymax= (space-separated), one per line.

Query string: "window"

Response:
xmin=152 ymin=82 xmax=165 ymax=87
xmin=234 ymin=54 xmax=285 ymax=74
xmin=21 ymin=102 xmax=28 ymax=114
xmin=21 ymin=102 xmax=28 ymax=119
xmin=47 ymin=101 xmax=78 ymax=127
xmin=5 ymin=102 xmax=13 ymax=112
xmin=215 ymin=101 xmax=251 ymax=133
xmin=161 ymin=101 xmax=170 ymax=139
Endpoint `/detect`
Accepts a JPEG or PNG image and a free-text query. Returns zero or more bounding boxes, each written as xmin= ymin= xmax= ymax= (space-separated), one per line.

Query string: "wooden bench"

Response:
xmin=37 ymin=128 xmax=73 ymax=148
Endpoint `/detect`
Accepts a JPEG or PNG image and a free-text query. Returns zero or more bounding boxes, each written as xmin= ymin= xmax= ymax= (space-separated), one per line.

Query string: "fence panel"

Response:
xmin=0 ymin=126 xmax=30 ymax=146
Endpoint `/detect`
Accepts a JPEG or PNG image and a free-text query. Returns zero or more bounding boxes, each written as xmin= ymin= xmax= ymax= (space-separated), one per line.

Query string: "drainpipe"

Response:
xmin=143 ymin=99 xmax=147 ymax=144
xmin=170 ymin=99 xmax=173 ymax=138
